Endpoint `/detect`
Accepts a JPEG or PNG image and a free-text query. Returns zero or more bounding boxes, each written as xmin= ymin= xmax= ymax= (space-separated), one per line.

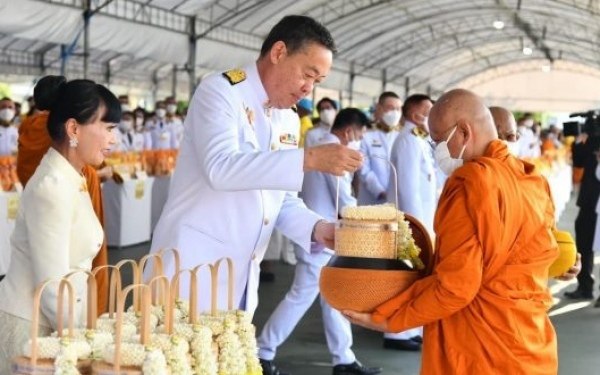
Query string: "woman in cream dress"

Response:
xmin=0 ymin=76 xmax=119 ymax=371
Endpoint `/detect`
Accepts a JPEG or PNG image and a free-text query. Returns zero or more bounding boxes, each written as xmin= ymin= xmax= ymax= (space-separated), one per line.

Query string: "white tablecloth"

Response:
xmin=0 ymin=191 xmax=19 ymax=275
xmin=151 ymin=175 xmax=171 ymax=232
xmin=103 ymin=177 xmax=154 ymax=247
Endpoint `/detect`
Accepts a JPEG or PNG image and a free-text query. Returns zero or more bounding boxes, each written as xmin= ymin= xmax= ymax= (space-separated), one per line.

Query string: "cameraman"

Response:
xmin=566 ymin=119 xmax=600 ymax=306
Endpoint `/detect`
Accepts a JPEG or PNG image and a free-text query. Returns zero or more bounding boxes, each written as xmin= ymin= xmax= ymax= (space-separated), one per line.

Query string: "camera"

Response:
xmin=564 ymin=110 xmax=600 ymax=137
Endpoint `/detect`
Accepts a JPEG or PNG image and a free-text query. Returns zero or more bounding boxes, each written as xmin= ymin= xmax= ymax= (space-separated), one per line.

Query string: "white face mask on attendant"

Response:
xmin=155 ymin=108 xmax=166 ymax=118
xmin=382 ymin=110 xmax=401 ymax=127
xmin=166 ymin=104 xmax=177 ymax=114
xmin=320 ymin=109 xmax=336 ymax=126
xmin=504 ymin=140 xmax=520 ymax=156
xmin=0 ymin=108 xmax=15 ymax=123
xmin=119 ymin=120 xmax=133 ymax=132
xmin=434 ymin=125 xmax=466 ymax=176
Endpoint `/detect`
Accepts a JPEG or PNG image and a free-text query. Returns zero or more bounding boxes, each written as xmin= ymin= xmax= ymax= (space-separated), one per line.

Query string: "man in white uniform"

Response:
xmin=149 ymin=101 xmax=173 ymax=150
xmin=148 ymin=15 xmax=363 ymax=374
xmin=0 ymin=97 xmax=18 ymax=156
xmin=115 ymin=111 xmax=145 ymax=152
xmin=386 ymin=94 xmax=436 ymax=351
xmin=358 ymin=92 xmax=402 ymax=205
xmin=258 ymin=108 xmax=381 ymax=375
xmin=304 ymin=97 xmax=338 ymax=147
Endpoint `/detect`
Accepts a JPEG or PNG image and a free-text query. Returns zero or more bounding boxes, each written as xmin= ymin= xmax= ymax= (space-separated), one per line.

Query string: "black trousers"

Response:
xmin=575 ymin=207 xmax=597 ymax=293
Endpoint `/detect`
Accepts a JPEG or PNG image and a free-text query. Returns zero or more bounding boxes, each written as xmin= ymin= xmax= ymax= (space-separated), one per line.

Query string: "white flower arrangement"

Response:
xmin=50 ymin=329 xmax=113 ymax=360
xmin=395 ymin=210 xmax=424 ymax=270
xmin=235 ymin=314 xmax=261 ymax=375
xmin=96 ymin=317 xmax=137 ymax=339
xmin=102 ymin=342 xmax=146 ymax=366
xmin=190 ymin=325 xmax=218 ymax=375
xmin=342 ymin=205 xmax=398 ymax=221
xmin=164 ymin=335 xmax=193 ymax=374
xmin=216 ymin=315 xmax=247 ymax=375
xmin=174 ymin=299 xmax=190 ymax=322
xmin=53 ymin=338 xmax=80 ymax=375
xmin=23 ymin=337 xmax=61 ymax=359
xmin=142 ymin=348 xmax=168 ymax=375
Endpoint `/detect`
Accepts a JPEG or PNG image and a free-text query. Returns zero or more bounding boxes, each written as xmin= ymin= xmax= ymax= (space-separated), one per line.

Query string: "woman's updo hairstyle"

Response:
xmin=34 ymin=75 xmax=121 ymax=142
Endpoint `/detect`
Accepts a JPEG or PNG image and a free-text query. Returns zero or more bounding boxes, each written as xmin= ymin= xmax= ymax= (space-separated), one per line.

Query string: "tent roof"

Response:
xmin=1 ymin=0 xmax=599 ymax=109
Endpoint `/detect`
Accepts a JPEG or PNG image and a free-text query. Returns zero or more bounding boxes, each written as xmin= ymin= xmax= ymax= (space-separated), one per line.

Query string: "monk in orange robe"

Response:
xmin=345 ymin=89 xmax=559 ymax=374
xmin=17 ymin=111 xmax=109 ymax=314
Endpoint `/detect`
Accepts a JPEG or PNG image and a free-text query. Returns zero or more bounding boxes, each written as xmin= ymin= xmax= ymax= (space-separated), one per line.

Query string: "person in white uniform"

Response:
xmin=0 ymin=97 xmax=18 ymax=155
xmin=385 ymin=94 xmax=435 ymax=351
xmin=304 ymin=97 xmax=338 ymax=147
xmin=115 ymin=111 xmax=146 ymax=152
xmin=358 ymin=92 xmax=402 ymax=205
xmin=0 ymin=76 xmax=118 ymax=372
xmin=165 ymin=96 xmax=185 ymax=148
xmin=149 ymin=101 xmax=173 ymax=150
xmin=258 ymin=108 xmax=381 ymax=375
xmin=148 ymin=15 xmax=363 ymax=374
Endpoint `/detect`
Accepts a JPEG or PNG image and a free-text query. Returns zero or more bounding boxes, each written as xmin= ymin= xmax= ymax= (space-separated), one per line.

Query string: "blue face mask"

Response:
xmin=433 ymin=125 xmax=466 ymax=176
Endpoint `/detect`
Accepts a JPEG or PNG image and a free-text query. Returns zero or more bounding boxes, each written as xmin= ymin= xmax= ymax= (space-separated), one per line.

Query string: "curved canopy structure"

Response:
xmin=0 ymin=0 xmax=599 ymax=109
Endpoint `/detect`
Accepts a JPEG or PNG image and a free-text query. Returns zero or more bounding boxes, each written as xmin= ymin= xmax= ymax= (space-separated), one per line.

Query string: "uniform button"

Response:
xmin=271 ymin=143 xmax=278 ymax=151
xmin=263 ymin=218 xmax=269 ymax=225
xmin=252 ymin=253 xmax=257 ymax=260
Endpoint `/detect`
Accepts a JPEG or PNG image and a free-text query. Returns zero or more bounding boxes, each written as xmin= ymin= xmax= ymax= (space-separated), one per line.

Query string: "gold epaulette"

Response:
xmin=411 ymin=127 xmax=429 ymax=138
xmin=222 ymin=69 xmax=246 ymax=85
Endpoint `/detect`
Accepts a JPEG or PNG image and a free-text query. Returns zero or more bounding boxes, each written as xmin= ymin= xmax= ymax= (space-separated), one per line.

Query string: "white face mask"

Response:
xmin=434 ymin=125 xmax=466 ymax=176
xmin=121 ymin=104 xmax=131 ymax=113
xmin=523 ymin=119 xmax=534 ymax=127
xmin=166 ymin=104 xmax=177 ymax=114
xmin=156 ymin=108 xmax=166 ymax=118
xmin=382 ymin=110 xmax=401 ymax=127
xmin=320 ymin=109 xmax=336 ymax=126
xmin=119 ymin=120 xmax=133 ymax=132
xmin=504 ymin=140 xmax=520 ymax=156
xmin=0 ymin=108 xmax=15 ymax=123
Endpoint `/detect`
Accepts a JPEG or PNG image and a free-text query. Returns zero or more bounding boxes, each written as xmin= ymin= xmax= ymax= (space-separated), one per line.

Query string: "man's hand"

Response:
xmin=313 ymin=221 xmax=335 ymax=249
xmin=555 ymin=252 xmax=582 ymax=281
xmin=342 ymin=310 xmax=390 ymax=332
xmin=304 ymin=144 xmax=363 ymax=176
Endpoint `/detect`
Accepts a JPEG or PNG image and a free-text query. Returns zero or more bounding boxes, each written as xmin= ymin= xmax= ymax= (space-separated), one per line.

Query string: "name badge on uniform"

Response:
xmin=371 ymin=140 xmax=382 ymax=148
xmin=279 ymin=133 xmax=298 ymax=146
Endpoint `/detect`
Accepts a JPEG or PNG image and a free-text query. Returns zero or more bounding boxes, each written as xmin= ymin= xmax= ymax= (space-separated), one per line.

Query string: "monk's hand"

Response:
xmin=555 ymin=252 xmax=582 ymax=281
xmin=313 ymin=221 xmax=334 ymax=249
xmin=342 ymin=310 xmax=390 ymax=332
xmin=303 ymin=144 xmax=363 ymax=176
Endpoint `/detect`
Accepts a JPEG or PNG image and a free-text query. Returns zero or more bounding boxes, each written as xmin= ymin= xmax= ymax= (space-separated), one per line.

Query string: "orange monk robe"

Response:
xmin=17 ymin=112 xmax=109 ymax=314
xmin=373 ymin=140 xmax=559 ymax=375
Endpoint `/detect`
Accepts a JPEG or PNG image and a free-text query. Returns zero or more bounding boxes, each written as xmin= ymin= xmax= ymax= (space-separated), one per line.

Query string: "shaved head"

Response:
xmin=490 ymin=106 xmax=519 ymax=142
xmin=429 ymin=89 xmax=497 ymax=161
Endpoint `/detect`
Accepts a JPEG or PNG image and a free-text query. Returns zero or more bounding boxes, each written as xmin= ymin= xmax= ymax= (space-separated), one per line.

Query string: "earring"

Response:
xmin=69 ymin=138 xmax=78 ymax=148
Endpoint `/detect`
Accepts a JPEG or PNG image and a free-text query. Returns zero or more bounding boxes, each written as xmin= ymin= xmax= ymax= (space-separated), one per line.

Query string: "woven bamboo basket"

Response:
xmin=320 ymin=213 xmax=434 ymax=313
xmin=12 ymin=278 xmax=92 ymax=374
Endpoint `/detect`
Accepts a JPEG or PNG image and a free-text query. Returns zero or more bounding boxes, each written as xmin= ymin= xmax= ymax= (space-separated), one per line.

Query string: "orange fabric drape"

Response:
xmin=17 ymin=112 xmax=108 ymax=314
xmin=373 ymin=140 xmax=558 ymax=375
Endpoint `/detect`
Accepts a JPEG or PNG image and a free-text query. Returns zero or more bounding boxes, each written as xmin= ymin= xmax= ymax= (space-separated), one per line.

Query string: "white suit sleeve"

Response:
xmin=389 ymin=136 xmax=423 ymax=220
xmin=24 ymin=178 xmax=85 ymax=329
xmin=190 ymin=78 xmax=305 ymax=192
xmin=275 ymin=192 xmax=322 ymax=252
xmin=359 ymin=139 xmax=385 ymax=197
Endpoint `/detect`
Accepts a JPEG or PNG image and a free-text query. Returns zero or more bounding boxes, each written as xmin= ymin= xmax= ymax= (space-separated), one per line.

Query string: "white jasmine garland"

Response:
xmin=142 ymin=348 xmax=168 ymax=375
xmin=53 ymin=339 xmax=80 ymax=375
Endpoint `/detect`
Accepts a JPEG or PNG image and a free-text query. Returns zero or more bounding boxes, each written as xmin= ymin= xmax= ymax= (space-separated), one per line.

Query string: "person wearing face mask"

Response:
xmin=304 ymin=97 xmax=338 ymax=148
xmin=489 ymin=106 xmax=521 ymax=156
xmin=0 ymin=97 xmax=18 ymax=156
xmin=165 ymin=96 xmax=185 ymax=149
xmin=133 ymin=107 xmax=152 ymax=150
xmin=257 ymin=108 xmax=380 ymax=375
xmin=383 ymin=94 xmax=435 ymax=351
xmin=116 ymin=111 xmax=145 ymax=152
xmin=149 ymin=101 xmax=173 ymax=150
xmin=516 ymin=114 xmax=540 ymax=159
xmin=345 ymin=89 xmax=565 ymax=375
xmin=357 ymin=91 xmax=402 ymax=205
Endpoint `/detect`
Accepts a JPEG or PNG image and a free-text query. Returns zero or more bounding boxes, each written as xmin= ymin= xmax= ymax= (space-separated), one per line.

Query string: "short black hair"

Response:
xmin=378 ymin=91 xmax=400 ymax=105
xmin=331 ymin=108 xmax=369 ymax=131
xmin=260 ymin=15 xmax=336 ymax=57
xmin=34 ymin=75 xmax=121 ymax=143
xmin=317 ymin=97 xmax=338 ymax=111
xmin=401 ymin=94 xmax=432 ymax=117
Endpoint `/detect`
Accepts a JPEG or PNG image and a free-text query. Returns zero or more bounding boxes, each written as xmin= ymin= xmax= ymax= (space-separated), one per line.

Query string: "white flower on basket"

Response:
xmin=53 ymin=338 xmax=80 ymax=375
xmin=163 ymin=335 xmax=193 ymax=374
xmin=342 ymin=204 xmax=398 ymax=220
xmin=23 ymin=337 xmax=61 ymax=359
xmin=395 ymin=210 xmax=424 ymax=270
xmin=50 ymin=329 xmax=113 ymax=360
xmin=234 ymin=312 xmax=262 ymax=374
xmin=190 ymin=325 xmax=218 ymax=375
xmin=125 ymin=306 xmax=161 ymax=329
xmin=216 ymin=315 xmax=247 ymax=375
xmin=96 ymin=317 xmax=137 ymax=338
xmin=174 ymin=299 xmax=190 ymax=322
xmin=102 ymin=342 xmax=146 ymax=366
xmin=142 ymin=348 xmax=168 ymax=375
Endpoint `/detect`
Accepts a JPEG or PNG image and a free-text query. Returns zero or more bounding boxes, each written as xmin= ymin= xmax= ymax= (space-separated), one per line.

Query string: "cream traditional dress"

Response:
xmin=0 ymin=148 xmax=103 ymax=372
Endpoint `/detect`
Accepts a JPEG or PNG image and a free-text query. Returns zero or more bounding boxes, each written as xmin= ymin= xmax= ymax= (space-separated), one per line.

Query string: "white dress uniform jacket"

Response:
xmin=387 ymin=121 xmax=437 ymax=233
xmin=258 ymin=133 xmax=356 ymax=365
xmin=358 ymin=127 xmax=399 ymax=205
xmin=118 ymin=130 xmax=145 ymax=152
xmin=150 ymin=118 xmax=173 ymax=150
xmin=304 ymin=122 xmax=331 ymax=148
xmin=0 ymin=125 xmax=18 ymax=155
xmin=149 ymin=63 xmax=321 ymax=315
xmin=0 ymin=148 xmax=104 ymax=328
